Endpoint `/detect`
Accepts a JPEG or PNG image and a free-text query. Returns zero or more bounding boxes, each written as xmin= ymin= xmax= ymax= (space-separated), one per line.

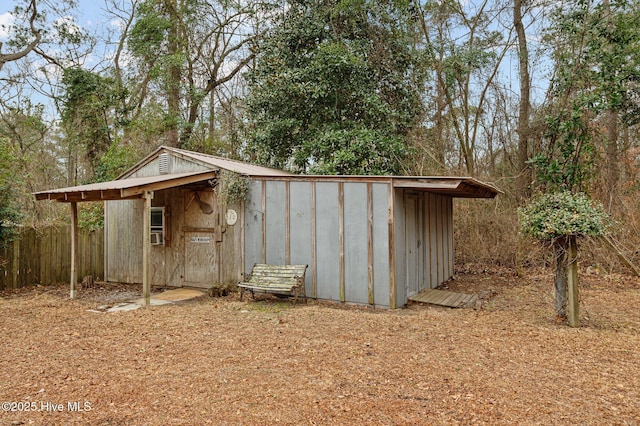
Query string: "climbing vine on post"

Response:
xmin=519 ymin=191 xmax=608 ymax=326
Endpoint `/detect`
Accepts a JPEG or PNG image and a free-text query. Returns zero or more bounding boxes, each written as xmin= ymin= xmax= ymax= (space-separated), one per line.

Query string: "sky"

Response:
xmin=0 ymin=0 xmax=553 ymax=123
xmin=0 ymin=0 xmax=120 ymax=119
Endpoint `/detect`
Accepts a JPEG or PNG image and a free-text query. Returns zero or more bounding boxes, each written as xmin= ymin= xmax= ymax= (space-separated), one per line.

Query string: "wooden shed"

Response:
xmin=35 ymin=146 xmax=500 ymax=308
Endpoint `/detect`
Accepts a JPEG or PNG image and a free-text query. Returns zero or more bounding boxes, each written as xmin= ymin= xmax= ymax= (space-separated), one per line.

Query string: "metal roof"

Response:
xmin=34 ymin=170 xmax=217 ymax=202
xmin=391 ymin=176 xmax=501 ymax=198
xmin=35 ymin=146 xmax=500 ymax=202
xmin=246 ymin=175 xmax=501 ymax=198
xmin=121 ymin=146 xmax=293 ymax=178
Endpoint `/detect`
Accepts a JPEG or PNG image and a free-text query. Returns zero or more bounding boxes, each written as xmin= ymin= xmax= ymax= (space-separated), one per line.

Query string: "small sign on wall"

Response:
xmin=190 ymin=236 xmax=212 ymax=243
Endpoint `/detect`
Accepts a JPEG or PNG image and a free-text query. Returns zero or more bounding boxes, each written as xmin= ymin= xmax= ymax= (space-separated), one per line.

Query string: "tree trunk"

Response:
xmin=166 ymin=0 xmax=181 ymax=148
xmin=603 ymin=0 xmax=619 ymax=212
xmin=553 ymin=238 xmax=568 ymax=318
xmin=513 ymin=0 xmax=531 ymax=199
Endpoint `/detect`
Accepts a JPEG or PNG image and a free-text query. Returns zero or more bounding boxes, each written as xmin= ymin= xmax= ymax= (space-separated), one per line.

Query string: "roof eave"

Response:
xmin=34 ymin=170 xmax=218 ymax=203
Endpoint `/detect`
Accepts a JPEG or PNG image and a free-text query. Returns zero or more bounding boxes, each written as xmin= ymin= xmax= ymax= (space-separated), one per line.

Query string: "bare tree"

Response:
xmin=416 ymin=0 xmax=515 ymax=175
xmin=0 ymin=0 xmax=42 ymax=70
xmin=513 ymin=0 xmax=531 ymax=198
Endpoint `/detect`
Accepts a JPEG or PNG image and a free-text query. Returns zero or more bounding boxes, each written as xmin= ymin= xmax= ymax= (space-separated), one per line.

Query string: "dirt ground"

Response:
xmin=1 ymin=269 xmax=639 ymax=425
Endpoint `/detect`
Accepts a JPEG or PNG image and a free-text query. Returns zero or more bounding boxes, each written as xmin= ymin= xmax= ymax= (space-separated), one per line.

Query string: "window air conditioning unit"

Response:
xmin=150 ymin=231 xmax=164 ymax=246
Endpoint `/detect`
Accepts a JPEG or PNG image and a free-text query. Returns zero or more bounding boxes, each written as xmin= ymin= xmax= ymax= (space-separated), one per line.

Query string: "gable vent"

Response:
xmin=158 ymin=153 xmax=169 ymax=174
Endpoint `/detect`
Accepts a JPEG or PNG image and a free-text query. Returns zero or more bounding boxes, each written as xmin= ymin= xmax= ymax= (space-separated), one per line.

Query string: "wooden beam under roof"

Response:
xmin=120 ymin=171 xmax=217 ymax=198
xmin=33 ymin=170 xmax=218 ymax=203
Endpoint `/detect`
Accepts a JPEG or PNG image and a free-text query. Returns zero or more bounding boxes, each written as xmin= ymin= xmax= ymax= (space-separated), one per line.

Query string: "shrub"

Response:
xmin=518 ymin=191 xmax=608 ymax=241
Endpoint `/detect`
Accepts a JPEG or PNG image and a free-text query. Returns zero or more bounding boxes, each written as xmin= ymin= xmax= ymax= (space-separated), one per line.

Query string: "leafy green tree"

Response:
xmin=519 ymin=191 xmax=608 ymax=326
xmin=94 ymin=143 xmax=139 ymax=183
xmin=528 ymin=95 xmax=598 ymax=193
xmin=538 ymin=0 xmax=640 ymax=205
xmin=244 ymin=0 xmax=424 ymax=175
xmin=414 ymin=0 xmax=513 ymax=175
xmin=0 ymin=140 xmax=22 ymax=248
xmin=60 ymin=67 xmax=129 ymax=181
xmin=126 ymin=0 xmax=260 ymax=149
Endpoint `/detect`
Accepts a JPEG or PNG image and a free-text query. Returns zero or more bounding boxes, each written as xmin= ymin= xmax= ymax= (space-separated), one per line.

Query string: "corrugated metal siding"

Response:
xmin=244 ymin=180 xmax=263 ymax=272
xmin=343 ymin=183 xmax=369 ymax=304
xmin=422 ymin=192 xmax=454 ymax=290
xmin=314 ymin=182 xmax=341 ymax=300
xmin=394 ymin=188 xmax=406 ymax=308
xmin=372 ymin=183 xmax=390 ymax=308
xmin=289 ymin=181 xmax=313 ymax=296
xmin=265 ymin=181 xmax=287 ymax=264
xmin=427 ymin=194 xmax=438 ymax=288
xmin=243 ymin=179 xmax=456 ymax=308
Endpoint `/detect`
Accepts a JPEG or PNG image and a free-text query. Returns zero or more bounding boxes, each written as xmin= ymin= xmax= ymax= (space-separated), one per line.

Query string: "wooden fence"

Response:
xmin=0 ymin=226 xmax=104 ymax=290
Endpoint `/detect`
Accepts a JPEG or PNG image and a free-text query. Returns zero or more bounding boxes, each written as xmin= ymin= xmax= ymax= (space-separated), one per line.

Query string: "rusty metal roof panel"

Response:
xmin=118 ymin=146 xmax=293 ymax=179
xmin=391 ymin=176 xmax=501 ymax=198
xmin=162 ymin=147 xmax=293 ymax=177
xmin=34 ymin=170 xmax=217 ymax=202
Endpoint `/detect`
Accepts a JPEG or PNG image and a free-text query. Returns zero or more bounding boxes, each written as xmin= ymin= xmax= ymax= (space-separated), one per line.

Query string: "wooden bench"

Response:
xmin=238 ymin=264 xmax=308 ymax=304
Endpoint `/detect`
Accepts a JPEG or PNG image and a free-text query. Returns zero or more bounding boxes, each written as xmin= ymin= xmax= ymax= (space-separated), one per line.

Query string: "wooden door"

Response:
xmin=184 ymin=232 xmax=218 ymax=287
xmin=183 ymin=190 xmax=219 ymax=288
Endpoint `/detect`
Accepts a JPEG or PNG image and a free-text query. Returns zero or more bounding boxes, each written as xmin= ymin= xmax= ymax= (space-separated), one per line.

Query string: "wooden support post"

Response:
xmin=142 ymin=191 xmax=153 ymax=306
xmin=567 ymin=235 xmax=579 ymax=327
xmin=388 ymin=183 xmax=396 ymax=309
xmin=70 ymin=202 xmax=78 ymax=299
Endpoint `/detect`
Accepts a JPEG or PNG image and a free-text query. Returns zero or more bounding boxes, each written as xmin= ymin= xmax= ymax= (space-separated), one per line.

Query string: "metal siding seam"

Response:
xmin=311 ymin=181 xmax=317 ymax=298
xmin=240 ymin=198 xmax=245 ymax=281
xmin=261 ymin=180 xmax=266 ymax=264
xmin=367 ymin=182 xmax=374 ymax=306
xmin=285 ymin=180 xmax=290 ymax=264
xmin=339 ymin=182 xmax=345 ymax=303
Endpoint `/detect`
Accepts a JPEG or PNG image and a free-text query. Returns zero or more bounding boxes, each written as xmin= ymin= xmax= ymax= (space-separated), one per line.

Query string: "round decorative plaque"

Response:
xmin=225 ymin=209 xmax=238 ymax=226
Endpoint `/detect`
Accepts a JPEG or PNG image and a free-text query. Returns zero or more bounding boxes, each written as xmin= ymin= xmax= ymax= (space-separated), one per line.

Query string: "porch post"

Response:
xmin=142 ymin=191 xmax=153 ymax=306
xmin=388 ymin=182 xmax=396 ymax=309
xmin=567 ymin=235 xmax=580 ymax=327
xmin=70 ymin=202 xmax=78 ymax=299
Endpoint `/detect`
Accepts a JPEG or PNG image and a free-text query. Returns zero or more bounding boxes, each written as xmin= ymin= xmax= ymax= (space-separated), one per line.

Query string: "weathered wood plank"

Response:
xmin=142 ymin=192 xmax=152 ymax=306
xmin=388 ymin=184 xmax=396 ymax=309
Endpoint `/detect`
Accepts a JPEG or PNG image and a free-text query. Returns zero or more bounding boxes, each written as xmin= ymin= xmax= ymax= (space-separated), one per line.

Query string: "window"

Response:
xmin=150 ymin=207 xmax=165 ymax=245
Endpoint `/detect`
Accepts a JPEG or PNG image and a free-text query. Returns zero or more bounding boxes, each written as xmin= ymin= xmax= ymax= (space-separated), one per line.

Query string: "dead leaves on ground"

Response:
xmin=1 ymin=271 xmax=639 ymax=425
